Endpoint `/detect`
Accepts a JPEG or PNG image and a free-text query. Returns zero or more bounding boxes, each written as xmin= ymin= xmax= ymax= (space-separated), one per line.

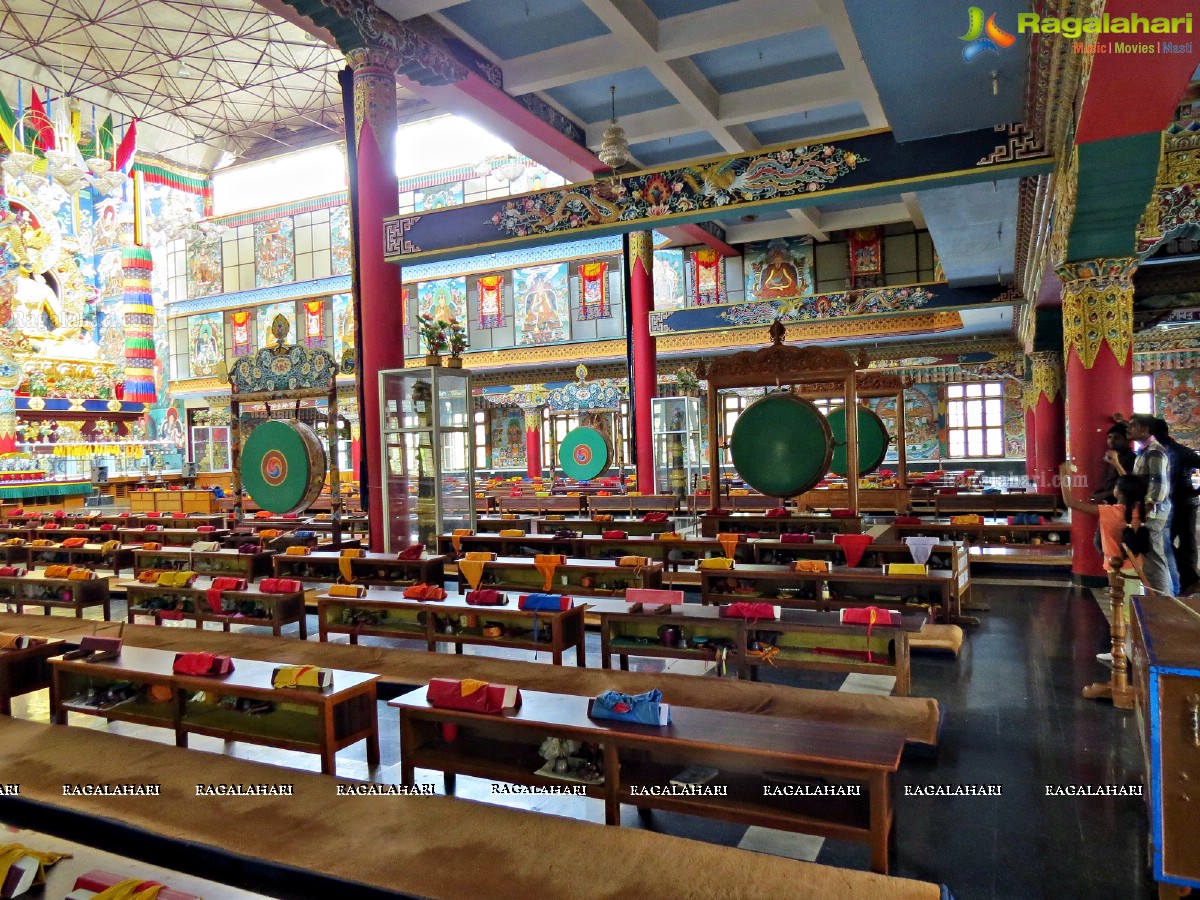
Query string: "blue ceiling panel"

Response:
xmin=545 ymin=68 xmax=672 ymax=124
xmin=746 ymin=101 xmax=869 ymax=147
xmin=842 ymin=0 xmax=1029 ymax=142
xmin=440 ymin=0 xmax=609 ymax=61
xmin=691 ymin=27 xmax=842 ymax=95
xmin=643 ymin=0 xmax=738 ymax=18
xmin=917 ymin=180 xmax=1020 ymax=286
xmin=817 ymin=194 xmax=904 ymax=215
xmin=629 ymin=131 xmax=726 ymax=168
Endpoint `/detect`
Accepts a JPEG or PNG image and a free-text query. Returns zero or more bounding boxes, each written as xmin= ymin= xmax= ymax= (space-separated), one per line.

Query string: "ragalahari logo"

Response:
xmin=960 ymin=7 xmax=1017 ymax=61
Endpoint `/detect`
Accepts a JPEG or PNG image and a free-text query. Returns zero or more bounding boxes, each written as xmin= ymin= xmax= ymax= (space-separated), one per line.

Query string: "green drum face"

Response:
xmin=827 ymin=405 xmax=890 ymax=477
xmin=729 ymin=394 xmax=833 ymax=497
xmin=242 ymin=419 xmax=328 ymax=514
xmin=559 ymin=426 xmax=611 ymax=481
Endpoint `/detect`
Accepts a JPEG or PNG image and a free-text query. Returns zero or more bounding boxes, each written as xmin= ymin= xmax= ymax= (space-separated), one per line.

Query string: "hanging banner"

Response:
xmin=477 ymin=274 xmax=504 ymax=328
xmin=231 ymin=310 xmax=253 ymax=356
xmin=303 ymin=299 xmax=325 ymax=347
xmin=849 ymin=226 xmax=884 ymax=287
xmin=691 ymin=248 xmax=725 ymax=306
xmin=578 ymin=261 xmax=610 ymax=321
xmin=514 ymin=263 xmax=570 ymax=345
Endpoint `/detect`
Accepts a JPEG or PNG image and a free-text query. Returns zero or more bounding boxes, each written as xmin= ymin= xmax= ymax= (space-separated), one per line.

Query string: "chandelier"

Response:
xmin=0 ymin=103 xmax=128 ymax=198
xmin=474 ymin=154 xmax=530 ymax=187
xmin=597 ymin=85 xmax=630 ymax=171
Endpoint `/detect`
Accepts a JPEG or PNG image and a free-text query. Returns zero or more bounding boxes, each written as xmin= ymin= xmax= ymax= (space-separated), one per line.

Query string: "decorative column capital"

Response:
xmin=1057 ymin=257 xmax=1137 ymax=370
xmin=1029 ymin=350 xmax=1064 ymax=405
xmin=628 ymin=231 xmax=653 ymax=272
xmin=347 ymin=45 xmax=399 ymax=155
xmin=345 ymin=46 xmax=403 ymax=74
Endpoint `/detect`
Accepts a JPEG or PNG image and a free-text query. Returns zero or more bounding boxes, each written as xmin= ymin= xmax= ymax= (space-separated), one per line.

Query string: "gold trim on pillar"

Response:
xmin=346 ymin=47 xmax=401 ymax=151
xmin=1029 ymin=350 xmax=1064 ymax=404
xmin=523 ymin=408 xmax=542 ymax=432
xmin=1056 ymin=257 xmax=1137 ymax=369
xmin=628 ymin=231 xmax=653 ymax=275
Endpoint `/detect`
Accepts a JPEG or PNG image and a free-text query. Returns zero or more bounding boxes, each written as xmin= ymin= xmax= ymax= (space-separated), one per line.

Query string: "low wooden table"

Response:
xmin=392 ymin=686 xmax=904 ymax=874
xmin=0 ymin=572 xmax=111 ymax=619
xmin=454 ymin=555 xmax=664 ymax=598
xmin=536 ymin=517 xmax=677 ymax=537
xmin=133 ymin=547 xmax=276 ymax=580
xmin=50 ymin=645 xmax=379 ymax=775
xmin=477 ymin=516 xmax=536 ymax=534
xmin=699 ymin=513 xmax=864 ymax=538
xmin=436 ymin=531 xmax=582 ymax=559
xmin=0 ymin=634 xmax=66 ymax=714
xmin=123 ymin=580 xmax=308 ymax=637
xmin=24 ymin=541 xmax=139 ymax=577
xmin=119 ymin=527 xmax=231 ymax=547
xmin=271 ymin=551 xmax=447 ymax=588
xmin=317 ymin=589 xmax=586 ymax=666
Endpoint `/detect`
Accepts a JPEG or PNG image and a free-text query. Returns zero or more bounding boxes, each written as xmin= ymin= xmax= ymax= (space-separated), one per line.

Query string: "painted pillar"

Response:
xmin=524 ymin=407 xmax=543 ymax=479
xmin=628 ymin=231 xmax=655 ymax=493
xmin=1023 ymin=375 xmax=1038 ymax=485
xmin=1030 ymin=350 xmax=1065 ymax=494
xmin=347 ymin=47 xmax=403 ymax=551
xmin=1059 ymin=257 xmax=1136 ymax=579
xmin=121 ymin=246 xmax=157 ymax=404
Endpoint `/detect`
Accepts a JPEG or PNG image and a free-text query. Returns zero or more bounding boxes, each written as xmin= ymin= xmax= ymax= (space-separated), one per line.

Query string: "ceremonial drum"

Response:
xmin=826 ymin=406 xmax=891 ymax=477
xmin=241 ymin=419 xmax=327 ymax=514
xmin=559 ymin=426 xmax=611 ymax=481
xmin=729 ymin=394 xmax=833 ymax=498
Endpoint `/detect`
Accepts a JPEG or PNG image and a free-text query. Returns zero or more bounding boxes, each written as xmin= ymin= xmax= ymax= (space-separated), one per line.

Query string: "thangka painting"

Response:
xmin=186 ymin=232 xmax=222 ymax=299
xmin=303 ymin=299 xmax=325 ymax=347
xmin=417 ymin=277 xmax=467 ymax=328
xmin=477 ymin=274 xmax=504 ymax=328
xmin=96 ymin=249 xmax=123 ymax=299
xmin=415 ymin=182 xmax=464 ymax=211
xmin=653 ymin=249 xmax=686 ymax=311
xmin=514 ymin=263 xmax=570 ymax=345
xmin=578 ymin=262 xmax=610 ymax=320
xmin=1003 ymin=380 xmax=1026 ymax=458
xmin=1156 ymin=370 xmax=1200 ymax=447
xmin=744 ymin=238 xmax=813 ymax=301
xmin=257 ymin=301 xmax=296 ymax=349
xmin=231 ymin=310 xmax=253 ymax=356
xmin=691 ymin=248 xmax=725 ymax=305
xmin=330 ymin=205 xmax=352 ymax=275
xmin=871 ymin=383 xmax=941 ymax=461
xmin=92 ymin=196 xmax=122 ymax=252
xmin=489 ymin=407 xmax=527 ymax=469
xmin=97 ymin=300 xmax=125 ymax=365
xmin=188 ymin=312 xmax=224 ymax=378
xmin=332 ymin=292 xmax=355 ymax=361
xmin=253 ymin=217 xmax=295 ymax=287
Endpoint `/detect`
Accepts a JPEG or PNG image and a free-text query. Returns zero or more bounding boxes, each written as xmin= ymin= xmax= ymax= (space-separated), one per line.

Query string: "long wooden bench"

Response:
xmin=0 ymin=716 xmax=948 ymax=900
xmin=0 ymin=612 xmax=941 ymax=747
xmin=934 ymin=493 xmax=1058 ymax=516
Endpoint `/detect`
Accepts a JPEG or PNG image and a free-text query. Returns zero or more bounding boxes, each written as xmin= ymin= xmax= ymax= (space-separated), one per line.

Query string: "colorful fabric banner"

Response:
xmin=477 ymin=274 xmax=503 ymax=328
xmin=848 ymin=226 xmax=884 ymax=288
xmin=691 ymin=248 xmax=725 ymax=306
xmin=578 ymin=261 xmax=610 ymax=320
xmin=303 ymin=299 xmax=325 ymax=347
xmin=231 ymin=310 xmax=253 ymax=357
xmin=122 ymin=246 xmax=156 ymax=403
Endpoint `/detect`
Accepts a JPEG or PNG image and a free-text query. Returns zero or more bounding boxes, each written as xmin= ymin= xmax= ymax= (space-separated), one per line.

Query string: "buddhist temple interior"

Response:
xmin=0 ymin=1 xmax=1198 ymax=898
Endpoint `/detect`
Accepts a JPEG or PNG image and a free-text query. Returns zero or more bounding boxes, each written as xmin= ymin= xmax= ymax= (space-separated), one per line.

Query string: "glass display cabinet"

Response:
xmin=379 ymin=367 xmax=475 ymax=552
xmin=652 ymin=396 xmax=702 ymax=498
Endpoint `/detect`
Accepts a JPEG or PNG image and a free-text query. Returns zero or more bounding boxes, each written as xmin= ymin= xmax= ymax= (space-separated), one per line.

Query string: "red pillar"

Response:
xmin=1059 ymin=258 xmax=1136 ymax=579
xmin=347 ymin=47 xmax=403 ymax=551
xmin=1030 ymin=351 xmax=1065 ymax=494
xmin=628 ymin=232 xmax=655 ymax=493
xmin=1023 ymin=396 xmax=1038 ymax=484
xmin=525 ymin=408 xmax=543 ymax=479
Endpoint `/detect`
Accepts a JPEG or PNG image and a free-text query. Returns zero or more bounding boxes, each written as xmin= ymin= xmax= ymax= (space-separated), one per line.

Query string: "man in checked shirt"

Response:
xmin=1123 ymin=414 xmax=1174 ymax=595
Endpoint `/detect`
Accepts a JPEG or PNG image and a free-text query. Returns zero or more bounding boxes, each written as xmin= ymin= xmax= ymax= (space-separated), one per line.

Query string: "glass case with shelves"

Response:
xmin=380 ymin=366 xmax=476 ymax=552
xmin=652 ymin=396 xmax=702 ymax=498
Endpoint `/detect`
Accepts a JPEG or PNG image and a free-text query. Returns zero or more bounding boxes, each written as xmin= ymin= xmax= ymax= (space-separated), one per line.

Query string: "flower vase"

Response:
xmin=444 ymin=355 xmax=463 ymax=368
xmin=423 ymin=352 xmax=441 ymax=367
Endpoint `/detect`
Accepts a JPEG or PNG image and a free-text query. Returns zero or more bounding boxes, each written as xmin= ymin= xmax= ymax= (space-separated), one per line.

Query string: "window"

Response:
xmin=946 ymin=382 xmax=1005 ymax=458
xmin=474 ymin=409 xmax=489 ymax=470
xmin=812 ymin=398 xmax=844 ymax=415
xmin=1132 ymin=374 xmax=1154 ymax=415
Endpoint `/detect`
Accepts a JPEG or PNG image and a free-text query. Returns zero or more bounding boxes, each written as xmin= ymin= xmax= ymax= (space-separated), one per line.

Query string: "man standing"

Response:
xmin=1123 ymin=414 xmax=1174 ymax=595
xmin=1093 ymin=424 xmax=1137 ymax=504
xmin=1152 ymin=418 xmax=1200 ymax=593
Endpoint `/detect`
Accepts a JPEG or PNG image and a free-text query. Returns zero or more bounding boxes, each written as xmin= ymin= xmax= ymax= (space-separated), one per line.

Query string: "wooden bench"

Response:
xmin=455 ymin=555 xmax=664 ymax=597
xmin=934 ymin=493 xmax=1059 ymax=516
xmin=700 ymin=513 xmax=864 ymax=538
xmin=0 ymin=572 xmax=110 ymax=619
xmin=122 ymin=580 xmax=308 ymax=637
xmin=271 ymin=550 xmax=446 ymax=587
xmin=395 ymin=686 xmax=905 ymax=873
xmin=0 ymin=715 xmax=948 ymax=900
xmin=588 ymin=494 xmax=680 ymax=515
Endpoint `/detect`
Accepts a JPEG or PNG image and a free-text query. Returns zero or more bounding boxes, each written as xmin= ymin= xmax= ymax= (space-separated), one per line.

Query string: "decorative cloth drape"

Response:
xmin=231 ymin=310 xmax=252 ymax=356
xmin=691 ymin=248 xmax=725 ymax=305
xmin=578 ymin=262 xmax=610 ymax=320
xmin=477 ymin=274 xmax=503 ymax=328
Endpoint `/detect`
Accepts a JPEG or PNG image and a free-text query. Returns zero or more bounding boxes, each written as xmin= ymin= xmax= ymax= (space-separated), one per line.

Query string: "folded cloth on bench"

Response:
xmin=98 ymin=540 xmax=121 ymax=553
xmin=834 ymin=533 xmax=874 ymax=567
xmin=460 ymin=552 xmax=496 ymax=591
xmin=894 ymin=516 xmax=922 ymax=525
xmin=44 ymin=565 xmax=74 ymax=578
xmin=403 ymin=583 xmax=447 ymax=602
xmin=0 ymin=566 xmax=25 ymax=576
xmin=67 ymin=568 xmax=96 ymax=581
xmin=271 ymin=665 xmax=329 ymax=689
xmin=157 ymin=571 xmax=197 ymax=588
xmin=904 ymin=536 xmax=938 ymax=565
xmin=451 ymin=528 xmax=473 ymax=553
xmin=41 ymin=523 xmax=59 ymax=530
xmin=72 ymin=523 xmax=88 ymax=530
xmin=717 ymin=532 xmax=740 ymax=559
xmin=780 ymin=532 xmax=815 ymax=544
xmin=236 ymin=543 xmax=260 ymax=554
xmin=765 ymin=507 xmax=791 ymax=518
xmin=284 ymin=546 xmax=311 ymax=556
xmin=196 ymin=525 xmax=216 ymax=533
xmin=590 ymin=688 xmax=669 ymax=726
xmin=136 ymin=569 xmax=163 ymax=583
xmin=61 ymin=537 xmax=87 ymax=548
xmin=192 ymin=541 xmax=222 ymax=553
xmin=206 ymin=577 xmax=248 ymax=613
xmin=1007 ymin=514 xmax=1045 ymax=525
xmin=519 ymin=593 xmax=572 ymax=611
xmin=29 ymin=539 xmax=55 ymax=548
xmin=396 ymin=543 xmax=424 ymax=560
xmin=427 ymin=677 xmax=520 ymax=714
xmin=792 ymin=559 xmax=830 ymax=573
xmin=327 ymin=584 xmax=366 ymax=599
xmin=257 ymin=529 xmax=280 ymax=540
xmin=498 ymin=529 xmax=525 ymax=537
xmin=654 ymin=532 xmax=682 ymax=541
xmin=260 ymin=578 xmax=302 ymax=594
xmin=466 ymin=589 xmax=507 ymax=606
xmin=602 ymin=530 xmax=628 ymax=540
xmin=642 ymin=512 xmax=669 ymax=523
xmin=173 ymin=652 xmax=234 ymax=676
xmin=830 ymin=509 xmax=856 ymax=518
xmin=950 ymin=515 xmax=982 ymax=525
xmin=591 ymin=515 xmax=614 ymax=522
xmin=535 ymin=554 xmax=565 ymax=591
xmin=618 ymin=556 xmax=651 ymax=567
xmin=697 ymin=557 xmax=734 ymax=570
xmin=719 ymin=602 xmax=777 ymax=621
xmin=339 ymin=547 xmax=364 ymax=582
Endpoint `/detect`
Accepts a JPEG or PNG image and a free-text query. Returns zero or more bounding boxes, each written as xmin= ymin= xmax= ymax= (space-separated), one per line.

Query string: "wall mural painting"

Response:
xmin=514 ymin=262 xmax=570 ymax=345
xmin=92 ymin=196 xmax=122 ymax=253
xmin=871 ymin=383 xmax=941 ymax=461
xmin=97 ymin=300 xmax=126 ymax=364
xmin=186 ymin=232 xmax=222 ymax=299
xmin=1003 ymin=379 xmax=1026 ymax=458
xmin=417 ymin=276 xmax=467 ymax=338
xmin=256 ymin=301 xmax=295 ymax=349
xmin=330 ymin=205 xmax=352 ymax=275
xmin=97 ymin=249 xmax=123 ymax=300
xmin=253 ymin=217 xmax=295 ymax=287
xmin=332 ymin=292 xmax=355 ymax=365
xmin=1155 ymin=369 xmax=1200 ymax=448
xmin=489 ymin=407 xmax=527 ymax=469
xmin=653 ymin=248 xmax=686 ymax=311
xmin=744 ymin=237 xmax=814 ymax=301
xmin=188 ymin=312 xmax=224 ymax=378
xmin=415 ymin=183 xmax=464 ymax=211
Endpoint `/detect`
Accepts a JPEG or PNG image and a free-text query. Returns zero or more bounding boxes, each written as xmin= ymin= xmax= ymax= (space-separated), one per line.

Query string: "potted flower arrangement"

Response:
xmin=418 ymin=313 xmax=449 ymax=365
xmin=445 ymin=319 xmax=468 ymax=367
xmin=675 ymin=364 xmax=700 ymax=395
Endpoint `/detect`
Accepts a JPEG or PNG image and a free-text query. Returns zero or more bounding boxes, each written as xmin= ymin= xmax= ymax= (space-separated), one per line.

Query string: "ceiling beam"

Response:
xmin=375 ymin=0 xmax=470 ymax=19
xmin=813 ymin=0 xmax=886 ymax=128
xmin=820 ymin=201 xmax=910 ymax=233
xmin=900 ymin=192 xmax=926 ymax=229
